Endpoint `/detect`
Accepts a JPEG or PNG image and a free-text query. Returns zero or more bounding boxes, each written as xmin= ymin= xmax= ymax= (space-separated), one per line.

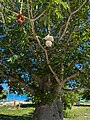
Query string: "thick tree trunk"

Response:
xmin=32 ymin=99 xmax=63 ymax=120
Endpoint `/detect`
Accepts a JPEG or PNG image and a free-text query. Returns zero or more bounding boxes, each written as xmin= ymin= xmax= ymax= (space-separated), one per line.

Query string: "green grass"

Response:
xmin=0 ymin=104 xmax=90 ymax=120
xmin=0 ymin=106 xmax=35 ymax=120
xmin=64 ymin=106 xmax=90 ymax=120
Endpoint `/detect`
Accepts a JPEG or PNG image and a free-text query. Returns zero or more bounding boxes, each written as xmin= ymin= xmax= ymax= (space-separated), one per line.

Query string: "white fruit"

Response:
xmin=46 ymin=41 xmax=52 ymax=47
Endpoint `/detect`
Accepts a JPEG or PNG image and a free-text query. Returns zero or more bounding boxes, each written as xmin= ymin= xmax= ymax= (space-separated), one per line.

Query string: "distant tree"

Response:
xmin=0 ymin=0 xmax=90 ymax=120
xmin=82 ymin=90 xmax=90 ymax=100
xmin=0 ymin=85 xmax=3 ymax=94
xmin=62 ymin=92 xmax=78 ymax=110
xmin=0 ymin=85 xmax=6 ymax=99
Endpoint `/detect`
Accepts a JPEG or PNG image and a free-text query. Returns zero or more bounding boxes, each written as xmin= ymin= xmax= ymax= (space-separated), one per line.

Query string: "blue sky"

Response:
xmin=0 ymin=83 xmax=27 ymax=101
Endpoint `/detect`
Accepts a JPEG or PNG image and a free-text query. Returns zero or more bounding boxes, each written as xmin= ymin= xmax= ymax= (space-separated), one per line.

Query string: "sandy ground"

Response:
xmin=0 ymin=101 xmax=32 ymax=106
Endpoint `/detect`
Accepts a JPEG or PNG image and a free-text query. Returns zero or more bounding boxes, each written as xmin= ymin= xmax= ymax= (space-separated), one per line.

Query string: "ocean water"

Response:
xmin=0 ymin=94 xmax=28 ymax=102
xmin=7 ymin=94 xmax=27 ymax=101
xmin=0 ymin=83 xmax=28 ymax=101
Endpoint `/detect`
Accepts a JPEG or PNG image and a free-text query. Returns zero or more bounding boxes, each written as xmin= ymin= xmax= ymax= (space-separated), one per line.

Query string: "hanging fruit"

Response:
xmin=16 ymin=0 xmax=24 ymax=26
xmin=16 ymin=12 xmax=25 ymax=25
xmin=45 ymin=34 xmax=54 ymax=47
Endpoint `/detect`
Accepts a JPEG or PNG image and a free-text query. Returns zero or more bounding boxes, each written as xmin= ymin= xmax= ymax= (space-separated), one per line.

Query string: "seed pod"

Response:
xmin=45 ymin=34 xmax=54 ymax=42
xmin=18 ymin=19 xmax=23 ymax=25
xmin=16 ymin=12 xmax=25 ymax=25
xmin=46 ymin=41 xmax=52 ymax=47
xmin=45 ymin=34 xmax=54 ymax=47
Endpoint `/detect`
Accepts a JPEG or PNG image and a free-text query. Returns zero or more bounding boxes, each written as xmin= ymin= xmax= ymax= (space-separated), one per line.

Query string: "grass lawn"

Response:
xmin=0 ymin=104 xmax=90 ymax=120
xmin=0 ymin=106 xmax=35 ymax=120
xmin=64 ymin=106 xmax=90 ymax=120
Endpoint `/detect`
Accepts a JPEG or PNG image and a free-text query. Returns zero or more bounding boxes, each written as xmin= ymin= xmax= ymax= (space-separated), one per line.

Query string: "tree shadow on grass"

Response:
xmin=74 ymin=104 xmax=90 ymax=107
xmin=0 ymin=114 xmax=33 ymax=120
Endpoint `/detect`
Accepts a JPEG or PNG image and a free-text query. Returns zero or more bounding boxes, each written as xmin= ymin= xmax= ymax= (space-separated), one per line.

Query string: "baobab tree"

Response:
xmin=0 ymin=0 xmax=90 ymax=120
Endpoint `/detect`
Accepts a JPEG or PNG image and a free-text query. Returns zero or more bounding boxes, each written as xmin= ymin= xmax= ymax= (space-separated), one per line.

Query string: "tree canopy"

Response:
xmin=0 ymin=0 xmax=90 ymax=120
xmin=0 ymin=0 xmax=90 ymax=100
xmin=0 ymin=0 xmax=90 ymax=119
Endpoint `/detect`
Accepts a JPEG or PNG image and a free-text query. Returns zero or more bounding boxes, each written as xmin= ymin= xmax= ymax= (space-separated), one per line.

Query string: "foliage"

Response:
xmin=0 ymin=104 xmax=90 ymax=120
xmin=81 ymin=90 xmax=90 ymax=100
xmin=0 ymin=106 xmax=35 ymax=120
xmin=0 ymin=0 xmax=90 ymax=107
xmin=0 ymin=85 xmax=3 ymax=94
xmin=0 ymin=85 xmax=7 ymax=99
xmin=64 ymin=105 xmax=90 ymax=119
xmin=62 ymin=92 xmax=78 ymax=110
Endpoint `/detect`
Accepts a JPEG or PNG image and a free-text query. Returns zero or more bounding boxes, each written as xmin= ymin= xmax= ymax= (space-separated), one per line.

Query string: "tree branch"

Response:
xmin=27 ymin=0 xmax=31 ymax=21
xmin=0 ymin=69 xmax=34 ymax=94
xmin=72 ymin=0 xmax=87 ymax=15
xmin=67 ymin=30 xmax=74 ymax=43
xmin=25 ymin=1 xmax=61 ymax=85
xmin=36 ymin=36 xmax=61 ymax=85
xmin=30 ymin=0 xmax=33 ymax=18
xmin=0 ymin=9 xmax=7 ymax=33
xmin=61 ymin=63 xmax=64 ymax=81
xmin=59 ymin=14 xmax=72 ymax=41
xmin=29 ymin=13 xmax=61 ymax=84
xmin=32 ymin=10 xmax=46 ymax=21
xmin=64 ymin=72 xmax=79 ymax=83
xmin=30 ymin=0 xmax=46 ymax=20
xmin=63 ymin=87 xmax=90 ymax=93
xmin=27 ymin=1 xmax=62 ymax=85
xmin=68 ymin=60 xmax=79 ymax=69
xmin=67 ymin=0 xmax=72 ymax=14
xmin=1 ymin=4 xmax=45 ymax=22
xmin=0 ymin=62 xmax=34 ymax=94
xmin=59 ymin=0 xmax=87 ymax=41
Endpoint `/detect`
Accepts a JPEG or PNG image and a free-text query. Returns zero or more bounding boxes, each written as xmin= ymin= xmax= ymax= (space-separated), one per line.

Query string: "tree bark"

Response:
xmin=32 ymin=99 xmax=63 ymax=120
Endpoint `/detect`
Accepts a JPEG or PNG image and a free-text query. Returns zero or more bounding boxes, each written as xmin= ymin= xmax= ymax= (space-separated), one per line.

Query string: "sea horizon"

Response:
xmin=0 ymin=93 xmax=28 ymax=102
